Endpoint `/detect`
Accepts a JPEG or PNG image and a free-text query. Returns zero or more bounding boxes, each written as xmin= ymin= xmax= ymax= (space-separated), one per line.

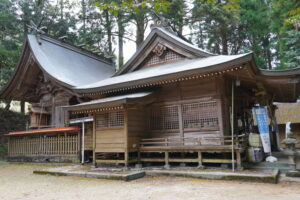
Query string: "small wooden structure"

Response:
xmin=28 ymin=104 xmax=50 ymax=128
xmin=275 ymin=102 xmax=300 ymax=148
xmin=1 ymin=20 xmax=300 ymax=169
xmin=4 ymin=127 xmax=81 ymax=162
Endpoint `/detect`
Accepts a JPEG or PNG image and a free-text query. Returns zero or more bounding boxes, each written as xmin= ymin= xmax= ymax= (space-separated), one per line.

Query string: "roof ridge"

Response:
xmin=154 ymin=27 xmax=215 ymax=56
xmin=29 ymin=34 xmax=113 ymax=65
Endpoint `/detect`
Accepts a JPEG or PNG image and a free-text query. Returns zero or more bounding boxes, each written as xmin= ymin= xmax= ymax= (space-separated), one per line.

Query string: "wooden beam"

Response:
xmin=95 ymin=159 xmax=126 ymax=164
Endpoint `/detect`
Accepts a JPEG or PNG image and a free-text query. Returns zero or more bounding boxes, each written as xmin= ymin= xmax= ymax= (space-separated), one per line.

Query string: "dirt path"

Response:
xmin=0 ymin=163 xmax=300 ymax=200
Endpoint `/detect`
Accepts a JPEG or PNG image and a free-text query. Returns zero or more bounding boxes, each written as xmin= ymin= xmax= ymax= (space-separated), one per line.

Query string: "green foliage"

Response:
xmin=0 ymin=107 xmax=29 ymax=157
xmin=159 ymin=0 xmax=186 ymax=34
xmin=0 ymin=107 xmax=29 ymax=135
xmin=280 ymin=30 xmax=300 ymax=69
xmin=0 ymin=0 xmax=299 ymax=91
xmin=0 ymin=0 xmax=21 ymax=89
xmin=191 ymin=0 xmax=241 ymax=55
xmin=239 ymin=0 xmax=274 ymax=69
xmin=270 ymin=0 xmax=300 ymax=69
xmin=190 ymin=0 xmax=299 ymax=69
xmin=94 ymin=0 xmax=171 ymax=15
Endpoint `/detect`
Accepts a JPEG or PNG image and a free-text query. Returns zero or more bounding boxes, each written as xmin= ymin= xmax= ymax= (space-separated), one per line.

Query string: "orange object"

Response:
xmin=3 ymin=127 xmax=80 ymax=136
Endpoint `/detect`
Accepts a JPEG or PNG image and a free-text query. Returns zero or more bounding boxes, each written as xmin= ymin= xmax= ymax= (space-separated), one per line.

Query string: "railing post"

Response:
xmin=236 ymin=150 xmax=243 ymax=170
xmin=235 ymin=136 xmax=240 ymax=148
xmin=164 ymin=138 xmax=170 ymax=169
xmin=164 ymin=151 xmax=170 ymax=169
xmin=197 ymin=151 xmax=204 ymax=169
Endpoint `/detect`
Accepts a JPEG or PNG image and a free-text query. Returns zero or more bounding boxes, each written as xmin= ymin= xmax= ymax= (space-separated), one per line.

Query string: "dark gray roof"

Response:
xmin=63 ymin=92 xmax=153 ymax=111
xmin=74 ymin=53 xmax=252 ymax=93
xmin=28 ymin=34 xmax=115 ymax=87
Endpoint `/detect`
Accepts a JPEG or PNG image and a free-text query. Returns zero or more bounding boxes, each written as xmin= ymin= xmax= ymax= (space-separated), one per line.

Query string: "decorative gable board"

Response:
xmin=124 ymin=37 xmax=203 ymax=73
xmin=137 ymin=44 xmax=186 ymax=70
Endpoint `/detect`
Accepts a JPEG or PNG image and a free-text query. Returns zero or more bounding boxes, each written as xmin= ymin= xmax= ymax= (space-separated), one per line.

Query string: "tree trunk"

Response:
xmin=60 ymin=0 xmax=64 ymax=20
xmin=267 ymin=49 xmax=272 ymax=70
xmin=221 ymin=28 xmax=228 ymax=55
xmin=117 ymin=11 xmax=124 ymax=68
xmin=104 ymin=10 xmax=113 ymax=55
xmin=263 ymin=35 xmax=272 ymax=70
xmin=177 ymin=14 xmax=184 ymax=34
xmin=81 ymin=0 xmax=86 ymax=34
xmin=5 ymin=100 xmax=11 ymax=110
xmin=20 ymin=101 xmax=25 ymax=114
xmin=135 ymin=7 xmax=146 ymax=49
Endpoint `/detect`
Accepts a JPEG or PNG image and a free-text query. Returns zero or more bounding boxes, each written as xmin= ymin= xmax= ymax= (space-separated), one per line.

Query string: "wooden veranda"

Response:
xmin=93 ymin=134 xmax=247 ymax=169
xmin=138 ymin=135 xmax=247 ymax=169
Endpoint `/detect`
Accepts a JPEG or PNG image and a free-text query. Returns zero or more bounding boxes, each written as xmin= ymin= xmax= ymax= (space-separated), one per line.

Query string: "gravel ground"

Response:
xmin=0 ymin=163 xmax=300 ymax=200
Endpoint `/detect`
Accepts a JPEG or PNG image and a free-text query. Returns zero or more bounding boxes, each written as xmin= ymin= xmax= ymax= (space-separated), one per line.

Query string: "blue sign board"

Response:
xmin=252 ymin=107 xmax=271 ymax=153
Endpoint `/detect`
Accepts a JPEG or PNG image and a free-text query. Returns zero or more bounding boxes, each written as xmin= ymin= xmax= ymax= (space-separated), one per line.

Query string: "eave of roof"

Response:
xmin=259 ymin=68 xmax=300 ymax=77
xmin=3 ymin=127 xmax=80 ymax=137
xmin=63 ymin=92 xmax=153 ymax=112
xmin=74 ymin=53 xmax=252 ymax=94
xmin=0 ymin=42 xmax=30 ymax=100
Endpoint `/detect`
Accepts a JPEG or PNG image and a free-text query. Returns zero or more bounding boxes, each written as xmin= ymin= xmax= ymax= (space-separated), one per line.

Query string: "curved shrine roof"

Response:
xmin=27 ymin=35 xmax=115 ymax=87
xmin=0 ymin=34 xmax=115 ymax=101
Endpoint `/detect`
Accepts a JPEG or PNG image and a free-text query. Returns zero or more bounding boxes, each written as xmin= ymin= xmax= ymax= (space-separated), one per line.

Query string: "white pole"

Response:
xmin=231 ymin=81 xmax=235 ymax=172
xmin=81 ymin=122 xmax=85 ymax=164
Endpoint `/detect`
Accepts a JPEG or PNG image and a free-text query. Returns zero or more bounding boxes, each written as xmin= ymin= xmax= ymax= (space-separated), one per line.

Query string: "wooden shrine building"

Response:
xmin=1 ymin=21 xmax=300 ymax=168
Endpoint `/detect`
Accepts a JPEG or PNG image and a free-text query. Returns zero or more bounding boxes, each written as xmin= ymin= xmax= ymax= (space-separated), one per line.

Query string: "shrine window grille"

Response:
xmin=96 ymin=111 xmax=124 ymax=129
xmin=182 ymin=101 xmax=219 ymax=131
xmin=149 ymin=100 xmax=220 ymax=132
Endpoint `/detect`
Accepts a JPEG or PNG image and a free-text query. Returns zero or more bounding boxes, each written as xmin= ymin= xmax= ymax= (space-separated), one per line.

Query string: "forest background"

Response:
xmin=0 ymin=0 xmax=299 ymax=112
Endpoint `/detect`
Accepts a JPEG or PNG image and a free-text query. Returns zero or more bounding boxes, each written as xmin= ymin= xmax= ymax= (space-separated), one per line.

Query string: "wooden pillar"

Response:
xmin=137 ymin=151 xmax=141 ymax=164
xmin=124 ymin=109 xmax=129 ymax=168
xmin=92 ymin=114 xmax=96 ymax=167
xmin=78 ymin=131 xmax=81 ymax=163
xmin=124 ymin=152 xmax=129 ymax=168
xmin=178 ymin=104 xmax=184 ymax=139
xmin=7 ymin=137 xmax=10 ymax=157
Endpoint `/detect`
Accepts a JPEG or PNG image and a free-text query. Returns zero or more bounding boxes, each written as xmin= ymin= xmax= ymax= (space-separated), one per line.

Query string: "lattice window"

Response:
xmin=143 ymin=50 xmax=184 ymax=67
xmin=96 ymin=111 xmax=124 ymax=129
xmin=150 ymin=105 xmax=179 ymax=131
xmin=182 ymin=101 xmax=219 ymax=130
